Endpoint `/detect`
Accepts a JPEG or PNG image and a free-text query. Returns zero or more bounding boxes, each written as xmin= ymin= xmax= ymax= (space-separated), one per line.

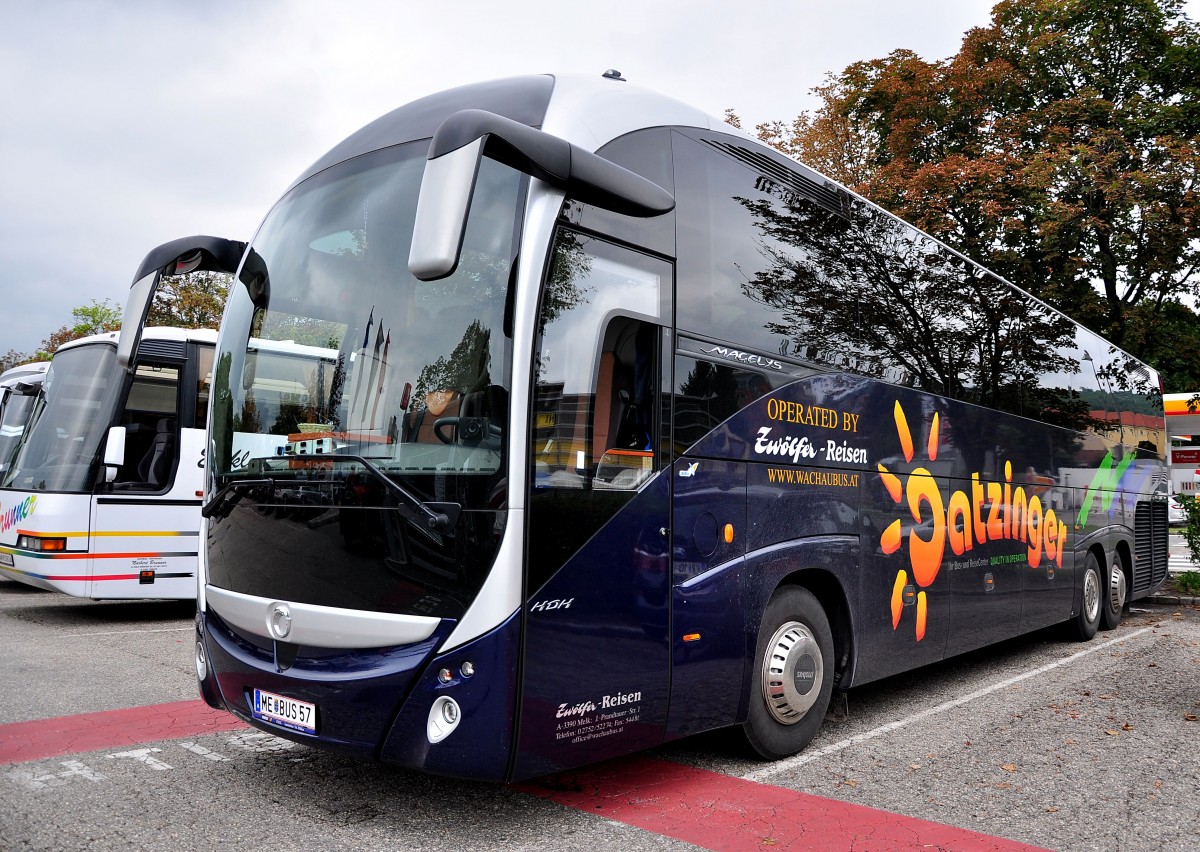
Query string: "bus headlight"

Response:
xmin=16 ymin=534 xmax=66 ymax=552
xmin=195 ymin=640 xmax=208 ymax=681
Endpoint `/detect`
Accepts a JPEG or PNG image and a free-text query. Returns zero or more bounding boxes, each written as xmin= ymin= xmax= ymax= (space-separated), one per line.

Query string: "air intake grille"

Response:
xmin=1133 ymin=501 xmax=1168 ymax=593
xmin=136 ymin=338 xmax=187 ymax=361
xmin=702 ymin=139 xmax=849 ymax=217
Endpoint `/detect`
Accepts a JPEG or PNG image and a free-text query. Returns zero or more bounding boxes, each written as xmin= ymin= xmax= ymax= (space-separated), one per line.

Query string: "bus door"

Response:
xmin=91 ymin=350 xmax=193 ymax=597
xmin=514 ymin=232 xmax=673 ymax=779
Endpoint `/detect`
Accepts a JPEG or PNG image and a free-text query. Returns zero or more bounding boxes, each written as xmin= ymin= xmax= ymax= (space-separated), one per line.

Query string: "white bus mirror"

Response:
xmin=103 ymin=425 xmax=127 ymax=482
xmin=118 ymin=236 xmax=247 ymax=372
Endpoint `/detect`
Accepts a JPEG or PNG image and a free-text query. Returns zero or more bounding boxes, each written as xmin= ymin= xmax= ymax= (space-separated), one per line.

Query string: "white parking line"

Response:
xmin=742 ymin=626 xmax=1154 ymax=782
xmin=56 ymin=627 xmax=192 ymax=638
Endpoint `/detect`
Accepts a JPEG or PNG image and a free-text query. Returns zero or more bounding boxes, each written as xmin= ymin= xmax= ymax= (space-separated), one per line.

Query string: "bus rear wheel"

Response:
xmin=743 ymin=586 xmax=834 ymax=760
xmin=1099 ymin=552 xmax=1127 ymax=631
xmin=1073 ymin=552 xmax=1102 ymax=641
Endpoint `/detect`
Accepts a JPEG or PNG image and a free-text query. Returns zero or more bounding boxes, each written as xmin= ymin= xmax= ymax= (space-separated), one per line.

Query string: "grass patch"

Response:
xmin=1171 ymin=571 xmax=1200 ymax=596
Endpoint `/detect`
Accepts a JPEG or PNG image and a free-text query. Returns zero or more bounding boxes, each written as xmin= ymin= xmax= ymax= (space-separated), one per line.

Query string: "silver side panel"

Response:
xmin=436 ymin=181 xmax=566 ymax=653
xmin=541 ymin=74 xmax=732 ymax=153
xmin=206 ymin=585 xmax=439 ymax=648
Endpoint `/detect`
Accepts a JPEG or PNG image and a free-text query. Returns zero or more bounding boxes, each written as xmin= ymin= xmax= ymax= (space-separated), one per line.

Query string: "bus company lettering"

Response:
xmin=602 ymin=690 xmax=641 ymax=708
xmin=0 ymin=496 xmax=36 ymax=534
xmin=766 ymin=399 xmax=860 ymax=432
xmin=754 ymin=428 xmax=817 ymax=464
xmin=879 ymin=401 xmax=1067 ymax=642
xmin=557 ymin=700 xmax=597 ymax=718
xmin=754 ymin=429 xmax=869 ymax=466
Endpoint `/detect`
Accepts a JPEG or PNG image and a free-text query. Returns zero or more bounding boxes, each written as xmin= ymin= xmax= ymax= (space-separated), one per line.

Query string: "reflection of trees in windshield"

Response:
xmin=412 ymin=320 xmax=492 ymax=409
xmin=736 ymin=191 xmax=1092 ymax=435
xmin=534 ymin=231 xmax=593 ymax=383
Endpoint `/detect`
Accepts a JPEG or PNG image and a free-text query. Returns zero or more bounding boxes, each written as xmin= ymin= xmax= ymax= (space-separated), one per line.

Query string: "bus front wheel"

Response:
xmin=1073 ymin=552 xmax=1102 ymax=641
xmin=743 ymin=586 xmax=834 ymax=760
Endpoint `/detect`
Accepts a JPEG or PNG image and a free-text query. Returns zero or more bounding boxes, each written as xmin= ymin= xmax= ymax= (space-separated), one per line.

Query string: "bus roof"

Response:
xmin=55 ymin=326 xmax=219 ymax=354
xmin=0 ymin=361 xmax=49 ymax=387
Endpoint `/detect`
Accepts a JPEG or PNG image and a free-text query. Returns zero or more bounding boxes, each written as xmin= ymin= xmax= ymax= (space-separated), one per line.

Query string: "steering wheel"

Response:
xmin=433 ymin=416 xmax=503 ymax=447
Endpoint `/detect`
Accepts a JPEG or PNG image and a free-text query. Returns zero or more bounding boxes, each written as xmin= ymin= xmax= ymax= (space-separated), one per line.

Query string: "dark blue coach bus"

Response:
xmin=192 ymin=72 xmax=1168 ymax=781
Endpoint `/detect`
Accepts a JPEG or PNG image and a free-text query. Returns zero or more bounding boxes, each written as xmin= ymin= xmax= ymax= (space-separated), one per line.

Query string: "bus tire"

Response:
xmin=743 ymin=586 xmax=834 ymax=760
xmin=1099 ymin=551 xmax=1127 ymax=631
xmin=1073 ymin=552 xmax=1102 ymax=641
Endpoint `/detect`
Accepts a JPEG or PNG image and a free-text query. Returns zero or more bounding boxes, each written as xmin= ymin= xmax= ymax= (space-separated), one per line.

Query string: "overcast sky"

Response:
xmin=3 ymin=0 xmax=1196 ymax=358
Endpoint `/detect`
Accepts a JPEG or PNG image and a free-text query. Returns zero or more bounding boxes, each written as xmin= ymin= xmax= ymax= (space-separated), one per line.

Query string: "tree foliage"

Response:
xmin=35 ymin=299 xmax=123 ymax=360
xmin=146 ymin=271 xmax=231 ymax=330
xmin=750 ymin=0 xmax=1200 ymax=390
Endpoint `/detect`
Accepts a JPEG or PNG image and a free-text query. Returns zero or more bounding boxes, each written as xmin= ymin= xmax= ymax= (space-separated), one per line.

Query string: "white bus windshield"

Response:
xmin=3 ymin=345 xmax=123 ymax=492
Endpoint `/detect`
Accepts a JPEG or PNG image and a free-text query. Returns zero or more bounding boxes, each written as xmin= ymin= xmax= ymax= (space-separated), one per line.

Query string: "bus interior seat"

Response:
xmin=136 ymin=420 xmax=175 ymax=489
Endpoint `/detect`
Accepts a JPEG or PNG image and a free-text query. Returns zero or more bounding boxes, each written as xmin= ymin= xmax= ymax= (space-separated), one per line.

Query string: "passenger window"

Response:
xmin=673 ymin=354 xmax=773 ymax=454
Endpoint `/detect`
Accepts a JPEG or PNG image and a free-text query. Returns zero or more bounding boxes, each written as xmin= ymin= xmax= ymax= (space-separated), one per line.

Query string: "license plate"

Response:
xmin=0 ymin=553 xmax=12 ymax=567
xmin=252 ymin=688 xmax=316 ymax=734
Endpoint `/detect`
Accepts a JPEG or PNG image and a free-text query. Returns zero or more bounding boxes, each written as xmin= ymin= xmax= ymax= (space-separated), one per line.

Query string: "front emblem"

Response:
xmin=270 ymin=603 xmax=293 ymax=640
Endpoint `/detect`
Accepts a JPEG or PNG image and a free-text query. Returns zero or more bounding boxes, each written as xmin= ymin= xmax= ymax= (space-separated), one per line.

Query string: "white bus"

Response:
xmin=0 ymin=237 xmax=244 ymax=598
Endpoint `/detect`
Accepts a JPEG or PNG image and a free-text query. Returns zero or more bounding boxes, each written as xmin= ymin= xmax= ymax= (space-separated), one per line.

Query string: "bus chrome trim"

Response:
xmin=436 ymin=180 xmax=562 ymax=653
xmin=206 ymin=585 xmax=440 ymax=649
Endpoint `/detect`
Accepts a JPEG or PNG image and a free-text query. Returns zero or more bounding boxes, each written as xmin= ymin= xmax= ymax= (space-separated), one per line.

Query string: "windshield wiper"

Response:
xmin=303 ymin=453 xmax=460 ymax=531
xmin=201 ymin=478 xmax=275 ymax=519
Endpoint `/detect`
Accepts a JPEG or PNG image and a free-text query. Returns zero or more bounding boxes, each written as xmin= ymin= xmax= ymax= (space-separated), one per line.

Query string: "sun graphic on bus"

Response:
xmin=877 ymin=401 xmax=943 ymax=642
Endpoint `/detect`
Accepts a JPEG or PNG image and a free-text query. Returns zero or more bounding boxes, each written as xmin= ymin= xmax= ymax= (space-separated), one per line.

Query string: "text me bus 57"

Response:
xmin=188 ymin=72 xmax=1168 ymax=781
xmin=0 ymin=238 xmax=243 ymax=598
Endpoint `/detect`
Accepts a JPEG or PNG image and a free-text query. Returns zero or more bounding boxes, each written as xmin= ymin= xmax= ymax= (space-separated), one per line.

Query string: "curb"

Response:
xmin=1142 ymin=593 xmax=1200 ymax=607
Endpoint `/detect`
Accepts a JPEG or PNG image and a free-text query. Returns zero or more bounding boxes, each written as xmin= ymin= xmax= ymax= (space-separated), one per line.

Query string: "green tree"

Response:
xmin=749 ymin=0 xmax=1200 ymax=389
xmin=36 ymin=299 xmax=123 ymax=359
xmin=145 ymin=270 xmax=231 ymax=329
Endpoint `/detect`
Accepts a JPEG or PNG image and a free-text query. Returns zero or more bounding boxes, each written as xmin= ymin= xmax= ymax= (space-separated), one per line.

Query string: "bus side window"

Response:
xmin=673 ymin=355 xmax=772 ymax=453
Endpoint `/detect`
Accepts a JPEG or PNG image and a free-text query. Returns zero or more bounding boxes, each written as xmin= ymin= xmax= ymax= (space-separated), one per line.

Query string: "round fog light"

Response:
xmin=427 ymin=696 xmax=462 ymax=743
xmin=460 ymin=661 xmax=475 ymax=678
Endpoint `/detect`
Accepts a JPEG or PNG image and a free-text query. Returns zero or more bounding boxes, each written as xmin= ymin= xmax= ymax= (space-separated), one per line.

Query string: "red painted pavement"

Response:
xmin=2 ymin=702 xmax=1046 ymax=850
xmin=516 ymin=756 xmax=1049 ymax=852
xmin=0 ymin=699 xmax=248 ymax=764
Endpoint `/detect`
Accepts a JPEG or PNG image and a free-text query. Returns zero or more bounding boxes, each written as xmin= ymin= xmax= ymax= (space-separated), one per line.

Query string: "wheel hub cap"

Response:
xmin=1083 ymin=569 xmax=1100 ymax=622
xmin=1109 ymin=562 xmax=1127 ymax=613
xmin=761 ymin=621 xmax=824 ymax=725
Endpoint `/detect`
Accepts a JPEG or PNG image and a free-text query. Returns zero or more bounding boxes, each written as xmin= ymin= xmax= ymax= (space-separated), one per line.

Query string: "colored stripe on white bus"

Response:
xmin=0 ymin=566 xmax=193 ymax=582
xmin=15 ymin=529 xmax=199 ymax=538
xmin=0 ymin=549 xmax=196 ymax=560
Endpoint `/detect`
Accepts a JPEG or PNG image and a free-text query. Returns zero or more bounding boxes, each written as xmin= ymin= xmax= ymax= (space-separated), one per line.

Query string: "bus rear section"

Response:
xmin=195 ymin=73 xmax=1168 ymax=782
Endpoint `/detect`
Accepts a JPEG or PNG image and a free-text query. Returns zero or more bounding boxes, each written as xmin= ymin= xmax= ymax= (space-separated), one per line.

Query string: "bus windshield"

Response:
xmin=206 ymin=139 xmax=523 ymax=616
xmin=3 ymin=344 xmax=123 ymax=493
xmin=0 ymin=385 xmax=41 ymax=477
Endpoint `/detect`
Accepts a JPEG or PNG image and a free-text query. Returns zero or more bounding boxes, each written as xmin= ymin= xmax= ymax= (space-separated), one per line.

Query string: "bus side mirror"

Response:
xmin=103 ymin=425 xmax=127 ymax=483
xmin=408 ymin=109 xmax=674 ymax=281
xmin=117 ymin=236 xmax=247 ymax=372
